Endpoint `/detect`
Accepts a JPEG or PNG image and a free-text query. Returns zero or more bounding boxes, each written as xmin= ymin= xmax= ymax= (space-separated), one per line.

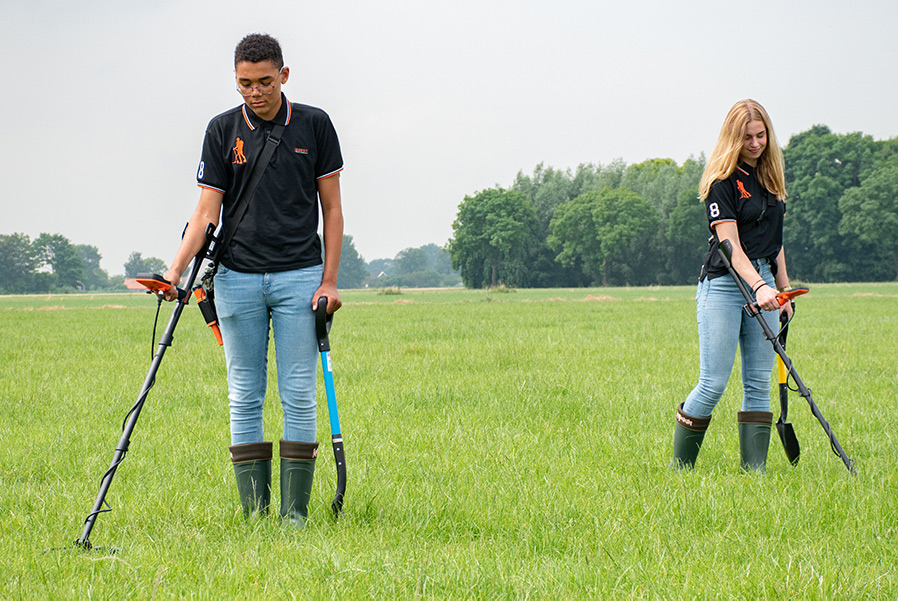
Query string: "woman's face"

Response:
xmin=740 ymin=120 xmax=767 ymax=166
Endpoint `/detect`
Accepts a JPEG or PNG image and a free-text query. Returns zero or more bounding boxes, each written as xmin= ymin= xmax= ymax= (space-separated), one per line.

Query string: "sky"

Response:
xmin=3 ymin=0 xmax=898 ymax=275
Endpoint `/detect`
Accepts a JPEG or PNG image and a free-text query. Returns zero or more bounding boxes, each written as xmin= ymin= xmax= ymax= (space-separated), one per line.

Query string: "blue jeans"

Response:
xmin=214 ymin=264 xmax=322 ymax=445
xmin=682 ymin=261 xmax=778 ymax=418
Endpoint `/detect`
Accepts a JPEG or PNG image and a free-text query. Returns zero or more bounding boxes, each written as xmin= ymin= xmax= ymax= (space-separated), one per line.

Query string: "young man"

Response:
xmin=162 ymin=33 xmax=344 ymax=525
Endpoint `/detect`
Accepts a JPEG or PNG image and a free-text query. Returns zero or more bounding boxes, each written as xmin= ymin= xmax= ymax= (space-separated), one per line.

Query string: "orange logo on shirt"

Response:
xmin=736 ymin=180 xmax=751 ymax=199
xmin=232 ymin=138 xmax=247 ymax=164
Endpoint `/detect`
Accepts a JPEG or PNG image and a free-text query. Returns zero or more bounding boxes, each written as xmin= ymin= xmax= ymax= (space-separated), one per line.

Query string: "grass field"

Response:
xmin=1 ymin=283 xmax=896 ymax=598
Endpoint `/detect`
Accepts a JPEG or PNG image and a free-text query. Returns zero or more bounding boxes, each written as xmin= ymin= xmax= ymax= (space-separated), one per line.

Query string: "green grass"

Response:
xmin=1 ymin=284 xmax=897 ymax=598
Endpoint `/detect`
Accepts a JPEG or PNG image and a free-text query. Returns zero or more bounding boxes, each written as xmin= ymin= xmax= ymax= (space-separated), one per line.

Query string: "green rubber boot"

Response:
xmin=671 ymin=403 xmax=712 ymax=470
xmin=738 ymin=411 xmax=773 ymax=473
xmin=229 ymin=441 xmax=272 ymax=517
xmin=279 ymin=440 xmax=319 ymax=528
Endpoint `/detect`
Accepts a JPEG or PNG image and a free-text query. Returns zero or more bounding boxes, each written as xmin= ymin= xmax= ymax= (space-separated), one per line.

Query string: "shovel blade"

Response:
xmin=776 ymin=419 xmax=800 ymax=465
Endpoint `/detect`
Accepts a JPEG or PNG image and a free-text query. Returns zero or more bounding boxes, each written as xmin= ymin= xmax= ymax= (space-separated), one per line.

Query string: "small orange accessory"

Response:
xmin=193 ymin=287 xmax=223 ymax=346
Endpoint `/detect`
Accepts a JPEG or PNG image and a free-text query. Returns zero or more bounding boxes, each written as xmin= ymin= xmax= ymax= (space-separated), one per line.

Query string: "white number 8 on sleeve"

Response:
xmin=708 ymin=202 xmax=720 ymax=218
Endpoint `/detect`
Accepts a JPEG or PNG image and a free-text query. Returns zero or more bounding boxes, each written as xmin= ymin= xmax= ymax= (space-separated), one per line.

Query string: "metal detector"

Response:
xmin=315 ymin=296 xmax=347 ymax=518
xmin=717 ymin=239 xmax=856 ymax=475
xmin=73 ymin=223 xmax=217 ymax=550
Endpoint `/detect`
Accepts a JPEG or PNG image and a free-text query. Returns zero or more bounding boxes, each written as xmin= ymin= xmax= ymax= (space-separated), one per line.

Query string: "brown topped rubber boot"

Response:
xmin=279 ymin=439 xmax=319 ymax=528
xmin=229 ymin=441 xmax=273 ymax=517
xmin=738 ymin=411 xmax=773 ymax=473
xmin=671 ymin=403 xmax=712 ymax=470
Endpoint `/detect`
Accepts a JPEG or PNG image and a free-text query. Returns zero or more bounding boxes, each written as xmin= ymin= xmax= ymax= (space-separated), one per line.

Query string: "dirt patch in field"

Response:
xmin=16 ymin=303 xmax=129 ymax=311
xmin=852 ymin=292 xmax=898 ymax=298
xmin=580 ymin=295 xmax=619 ymax=302
xmin=394 ymin=299 xmax=414 ymax=304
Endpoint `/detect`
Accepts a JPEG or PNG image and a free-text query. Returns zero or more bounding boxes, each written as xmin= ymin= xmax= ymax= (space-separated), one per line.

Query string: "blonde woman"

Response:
xmin=672 ymin=99 xmax=792 ymax=472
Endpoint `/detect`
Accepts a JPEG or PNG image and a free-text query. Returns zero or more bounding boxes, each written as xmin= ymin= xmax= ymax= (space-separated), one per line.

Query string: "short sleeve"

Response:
xmin=197 ymin=120 xmax=228 ymax=193
xmin=313 ymin=111 xmax=343 ymax=180
xmin=705 ymin=178 xmax=736 ymax=229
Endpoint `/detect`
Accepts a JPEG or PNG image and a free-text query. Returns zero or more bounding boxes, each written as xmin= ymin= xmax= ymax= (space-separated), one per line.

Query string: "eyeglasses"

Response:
xmin=236 ymin=68 xmax=283 ymax=96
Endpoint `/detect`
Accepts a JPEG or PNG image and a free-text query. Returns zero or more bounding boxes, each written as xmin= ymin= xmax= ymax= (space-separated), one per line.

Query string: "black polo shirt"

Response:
xmin=197 ymin=94 xmax=343 ymax=273
xmin=700 ymin=163 xmax=785 ymax=280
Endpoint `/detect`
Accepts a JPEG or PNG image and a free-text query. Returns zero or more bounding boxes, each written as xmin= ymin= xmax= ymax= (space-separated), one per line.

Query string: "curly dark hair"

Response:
xmin=234 ymin=33 xmax=284 ymax=68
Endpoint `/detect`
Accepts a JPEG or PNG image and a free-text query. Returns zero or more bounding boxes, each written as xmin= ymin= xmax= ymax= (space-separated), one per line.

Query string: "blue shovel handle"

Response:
xmin=315 ymin=297 xmax=346 ymax=517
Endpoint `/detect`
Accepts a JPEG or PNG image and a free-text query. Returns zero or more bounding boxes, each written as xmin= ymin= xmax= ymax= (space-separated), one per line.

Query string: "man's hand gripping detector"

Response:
xmin=135 ymin=223 xmax=223 ymax=346
xmin=133 ymin=272 xmax=222 ymax=345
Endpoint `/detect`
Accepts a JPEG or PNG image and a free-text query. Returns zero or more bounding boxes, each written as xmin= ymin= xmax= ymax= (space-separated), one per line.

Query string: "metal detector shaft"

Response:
xmin=315 ymin=296 xmax=346 ymax=518
xmin=75 ymin=224 xmax=216 ymax=548
xmin=717 ymin=239 xmax=856 ymax=475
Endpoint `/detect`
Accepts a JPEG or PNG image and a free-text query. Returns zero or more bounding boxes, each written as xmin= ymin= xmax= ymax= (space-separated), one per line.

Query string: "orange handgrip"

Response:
xmin=776 ymin=287 xmax=809 ymax=306
xmin=136 ymin=273 xmax=171 ymax=292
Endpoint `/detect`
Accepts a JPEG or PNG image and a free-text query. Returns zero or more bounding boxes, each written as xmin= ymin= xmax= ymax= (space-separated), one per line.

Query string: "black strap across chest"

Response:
xmin=214 ymin=123 xmax=286 ymax=261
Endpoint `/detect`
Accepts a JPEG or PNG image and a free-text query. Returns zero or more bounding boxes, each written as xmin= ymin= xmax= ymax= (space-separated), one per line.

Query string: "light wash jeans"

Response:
xmin=682 ymin=260 xmax=778 ymax=418
xmin=214 ymin=264 xmax=322 ymax=445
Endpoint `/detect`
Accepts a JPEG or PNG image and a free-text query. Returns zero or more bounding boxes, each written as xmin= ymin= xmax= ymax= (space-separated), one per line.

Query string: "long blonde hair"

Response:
xmin=699 ymin=99 xmax=787 ymax=200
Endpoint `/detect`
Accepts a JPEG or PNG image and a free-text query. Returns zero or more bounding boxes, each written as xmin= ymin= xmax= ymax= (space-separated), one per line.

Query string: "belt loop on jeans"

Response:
xmin=750 ymin=258 xmax=771 ymax=270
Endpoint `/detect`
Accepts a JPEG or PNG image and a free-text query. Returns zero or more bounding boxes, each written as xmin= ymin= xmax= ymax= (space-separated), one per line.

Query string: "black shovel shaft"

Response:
xmin=76 ymin=224 xmax=216 ymax=548
xmin=332 ymin=434 xmax=346 ymax=515
xmin=717 ymin=240 xmax=856 ymax=475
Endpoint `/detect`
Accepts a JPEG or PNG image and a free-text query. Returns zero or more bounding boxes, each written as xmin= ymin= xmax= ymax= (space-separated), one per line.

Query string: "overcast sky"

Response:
xmin=3 ymin=0 xmax=897 ymax=274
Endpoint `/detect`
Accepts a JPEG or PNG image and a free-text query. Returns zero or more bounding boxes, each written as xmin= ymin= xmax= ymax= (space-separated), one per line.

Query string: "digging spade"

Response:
xmin=315 ymin=296 xmax=347 ymax=518
xmin=776 ymin=310 xmax=800 ymax=465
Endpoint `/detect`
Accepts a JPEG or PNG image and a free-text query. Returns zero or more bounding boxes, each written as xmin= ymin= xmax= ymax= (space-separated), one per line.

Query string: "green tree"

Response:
xmin=366 ymin=258 xmax=394 ymax=279
xmin=548 ymin=191 xmax=603 ymax=284
xmin=448 ymin=188 xmax=540 ymax=288
xmin=420 ymin=243 xmax=454 ymax=275
xmin=592 ymin=188 xmax=660 ymax=286
xmin=621 ymin=158 xmax=681 ymax=217
xmin=549 ymin=188 xmax=660 ymax=286
xmin=124 ymin=252 xmax=167 ymax=278
xmin=33 ymin=233 xmax=85 ymax=290
xmin=75 ymin=244 xmax=111 ymax=290
xmin=664 ymin=187 xmax=707 ymax=285
xmin=0 ymin=233 xmax=39 ymax=293
xmin=782 ymin=126 xmax=891 ymax=281
xmin=839 ymin=161 xmax=898 ymax=280
xmin=337 ymin=235 xmax=368 ymax=289
xmin=395 ymin=247 xmax=430 ymax=274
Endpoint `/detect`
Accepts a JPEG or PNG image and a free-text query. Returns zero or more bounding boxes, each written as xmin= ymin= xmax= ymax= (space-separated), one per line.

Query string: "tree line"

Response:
xmin=0 ymin=230 xmax=187 ymax=294
xmin=448 ymin=125 xmax=898 ymax=288
xmin=0 ymin=230 xmax=458 ymax=294
xmin=4 ymin=124 xmax=896 ymax=294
